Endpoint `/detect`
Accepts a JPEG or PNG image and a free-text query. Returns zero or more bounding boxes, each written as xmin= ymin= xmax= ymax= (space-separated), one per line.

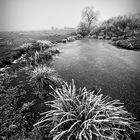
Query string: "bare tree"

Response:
xmin=82 ymin=6 xmax=99 ymax=33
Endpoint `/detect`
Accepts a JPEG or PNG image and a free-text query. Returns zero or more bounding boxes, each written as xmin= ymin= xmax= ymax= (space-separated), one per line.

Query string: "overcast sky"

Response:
xmin=0 ymin=0 xmax=140 ymax=31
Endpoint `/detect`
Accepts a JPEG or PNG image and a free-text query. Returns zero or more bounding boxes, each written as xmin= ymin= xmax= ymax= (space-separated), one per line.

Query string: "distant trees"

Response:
xmin=82 ymin=6 xmax=99 ymax=32
xmin=91 ymin=13 xmax=140 ymax=37
xmin=77 ymin=6 xmax=99 ymax=36
xmin=77 ymin=22 xmax=89 ymax=36
xmin=89 ymin=13 xmax=140 ymax=49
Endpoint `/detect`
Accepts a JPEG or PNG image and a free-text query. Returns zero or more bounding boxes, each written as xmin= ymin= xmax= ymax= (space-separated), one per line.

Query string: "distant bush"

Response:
xmin=34 ymin=80 xmax=140 ymax=140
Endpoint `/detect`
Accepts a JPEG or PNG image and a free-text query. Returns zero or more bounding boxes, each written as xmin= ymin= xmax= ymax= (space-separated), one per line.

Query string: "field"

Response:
xmin=0 ymin=29 xmax=76 ymax=66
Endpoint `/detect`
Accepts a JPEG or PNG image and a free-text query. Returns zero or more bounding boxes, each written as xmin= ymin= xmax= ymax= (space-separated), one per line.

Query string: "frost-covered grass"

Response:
xmin=47 ymin=47 xmax=60 ymax=54
xmin=18 ymin=43 xmax=33 ymax=51
xmin=30 ymin=64 xmax=61 ymax=90
xmin=34 ymin=80 xmax=140 ymax=140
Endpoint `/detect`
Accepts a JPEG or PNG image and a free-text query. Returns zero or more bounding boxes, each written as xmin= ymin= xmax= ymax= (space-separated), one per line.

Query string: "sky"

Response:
xmin=0 ymin=0 xmax=140 ymax=31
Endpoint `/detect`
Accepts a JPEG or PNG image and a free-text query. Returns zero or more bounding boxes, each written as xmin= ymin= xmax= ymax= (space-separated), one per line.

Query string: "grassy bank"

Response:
xmin=0 ymin=29 xmax=82 ymax=139
xmin=0 ymin=39 xmax=61 ymax=139
xmin=0 ymin=29 xmax=76 ymax=68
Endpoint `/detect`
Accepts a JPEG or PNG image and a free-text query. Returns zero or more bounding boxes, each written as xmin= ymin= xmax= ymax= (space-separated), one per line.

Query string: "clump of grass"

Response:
xmin=47 ymin=47 xmax=60 ymax=54
xmin=34 ymin=80 xmax=140 ymax=140
xmin=18 ymin=43 xmax=33 ymax=51
xmin=18 ymin=50 xmax=52 ymax=67
xmin=36 ymin=40 xmax=53 ymax=51
xmin=29 ymin=65 xmax=61 ymax=90
xmin=15 ymin=41 xmax=47 ymax=55
xmin=34 ymin=51 xmax=52 ymax=65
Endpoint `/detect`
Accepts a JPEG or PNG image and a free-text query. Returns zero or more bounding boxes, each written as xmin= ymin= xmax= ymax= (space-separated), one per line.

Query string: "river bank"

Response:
xmin=0 ymin=31 xmax=82 ymax=139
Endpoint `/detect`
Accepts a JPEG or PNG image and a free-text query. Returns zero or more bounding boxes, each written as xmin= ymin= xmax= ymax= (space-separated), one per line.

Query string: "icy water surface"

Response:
xmin=53 ymin=38 xmax=140 ymax=121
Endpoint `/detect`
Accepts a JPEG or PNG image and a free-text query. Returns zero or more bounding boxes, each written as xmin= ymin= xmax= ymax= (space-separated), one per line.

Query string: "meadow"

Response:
xmin=0 ymin=28 xmax=76 ymax=68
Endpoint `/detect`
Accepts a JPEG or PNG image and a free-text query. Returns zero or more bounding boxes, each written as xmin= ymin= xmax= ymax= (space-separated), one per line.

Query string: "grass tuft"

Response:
xmin=29 ymin=65 xmax=61 ymax=90
xmin=36 ymin=40 xmax=53 ymax=51
xmin=34 ymin=80 xmax=140 ymax=140
xmin=34 ymin=51 xmax=52 ymax=65
xmin=18 ymin=43 xmax=33 ymax=51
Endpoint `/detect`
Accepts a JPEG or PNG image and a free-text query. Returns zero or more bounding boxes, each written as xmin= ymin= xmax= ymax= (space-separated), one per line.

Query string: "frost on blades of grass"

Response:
xmin=34 ymin=80 xmax=140 ymax=140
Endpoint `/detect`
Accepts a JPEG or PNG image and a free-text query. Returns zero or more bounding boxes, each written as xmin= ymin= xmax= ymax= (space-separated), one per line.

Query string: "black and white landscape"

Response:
xmin=0 ymin=0 xmax=140 ymax=139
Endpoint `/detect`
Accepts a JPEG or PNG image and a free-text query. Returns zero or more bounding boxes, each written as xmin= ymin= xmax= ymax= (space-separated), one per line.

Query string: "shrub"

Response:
xmin=34 ymin=80 xmax=140 ymax=140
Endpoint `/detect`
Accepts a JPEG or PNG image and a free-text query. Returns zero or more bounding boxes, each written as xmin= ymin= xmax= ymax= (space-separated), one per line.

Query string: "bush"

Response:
xmin=34 ymin=80 xmax=140 ymax=140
